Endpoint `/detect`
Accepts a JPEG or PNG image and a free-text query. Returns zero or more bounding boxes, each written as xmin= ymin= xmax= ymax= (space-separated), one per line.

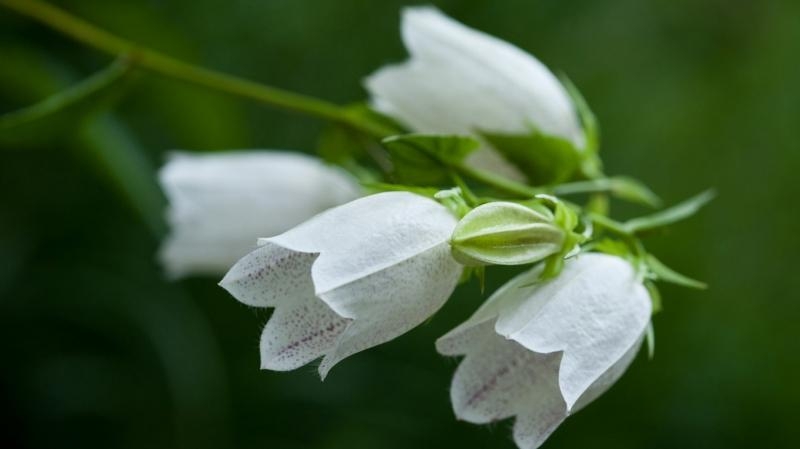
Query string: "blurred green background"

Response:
xmin=1 ymin=0 xmax=798 ymax=448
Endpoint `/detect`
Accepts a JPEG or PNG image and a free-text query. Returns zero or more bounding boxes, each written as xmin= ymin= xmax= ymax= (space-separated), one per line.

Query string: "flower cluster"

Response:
xmin=158 ymin=7 xmax=709 ymax=449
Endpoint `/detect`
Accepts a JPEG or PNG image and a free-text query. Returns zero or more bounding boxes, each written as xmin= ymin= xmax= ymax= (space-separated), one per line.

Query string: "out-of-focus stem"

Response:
xmin=0 ymin=0 xmax=394 ymax=137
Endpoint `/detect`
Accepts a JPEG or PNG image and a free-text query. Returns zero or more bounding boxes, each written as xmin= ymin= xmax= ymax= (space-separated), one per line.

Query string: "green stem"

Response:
xmin=453 ymin=164 xmax=633 ymax=203
xmin=552 ymin=178 xmax=614 ymax=196
xmin=453 ymin=163 xmax=541 ymax=197
xmin=1 ymin=0 xmax=645 ymax=209
xmin=0 ymin=0 xmax=392 ymax=137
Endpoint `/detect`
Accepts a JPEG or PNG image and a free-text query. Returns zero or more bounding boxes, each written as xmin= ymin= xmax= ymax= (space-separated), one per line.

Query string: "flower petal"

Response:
xmin=439 ymin=323 xmax=646 ymax=449
xmin=264 ymin=191 xmax=459 ymax=300
xmin=259 ymin=293 xmax=349 ymax=371
xmin=571 ymin=334 xmax=644 ymax=412
xmin=317 ymin=241 xmax=462 ymax=377
xmin=365 ymin=7 xmax=583 ymax=147
xmin=494 ymin=253 xmax=651 ymax=410
xmin=226 ymin=192 xmax=463 ymax=374
xmin=437 ymin=254 xmax=651 ymax=449
xmin=218 ymin=243 xmax=317 ymax=308
xmin=159 ymin=151 xmax=360 ymax=277
xmin=448 ymin=321 xmax=565 ymax=425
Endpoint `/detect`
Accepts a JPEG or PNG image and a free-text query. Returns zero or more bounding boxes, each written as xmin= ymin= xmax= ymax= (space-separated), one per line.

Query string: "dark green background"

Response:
xmin=1 ymin=0 xmax=797 ymax=448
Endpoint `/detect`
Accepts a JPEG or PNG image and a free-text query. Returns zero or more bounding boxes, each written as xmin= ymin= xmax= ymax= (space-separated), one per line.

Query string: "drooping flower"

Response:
xmin=436 ymin=253 xmax=651 ymax=449
xmin=219 ymin=191 xmax=463 ymax=377
xmin=365 ymin=7 xmax=584 ymax=178
xmin=158 ymin=151 xmax=360 ymax=278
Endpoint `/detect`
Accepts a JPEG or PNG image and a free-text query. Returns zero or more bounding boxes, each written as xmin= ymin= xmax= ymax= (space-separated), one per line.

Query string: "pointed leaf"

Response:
xmin=625 ymin=190 xmax=715 ymax=233
xmin=645 ymin=253 xmax=707 ymax=289
xmin=609 ymin=177 xmax=662 ymax=208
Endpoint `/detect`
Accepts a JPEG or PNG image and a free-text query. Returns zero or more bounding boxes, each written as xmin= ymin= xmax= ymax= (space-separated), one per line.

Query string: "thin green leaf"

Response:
xmin=481 ymin=129 xmax=580 ymax=185
xmin=548 ymin=177 xmax=661 ymax=208
xmin=624 ymin=190 xmax=715 ymax=233
xmin=0 ymin=56 xmax=136 ymax=146
xmin=645 ymin=253 xmax=707 ymax=290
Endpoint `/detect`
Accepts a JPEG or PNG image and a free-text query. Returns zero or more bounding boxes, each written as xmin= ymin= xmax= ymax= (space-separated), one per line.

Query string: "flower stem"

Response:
xmin=453 ymin=163 xmax=635 ymax=203
xmin=453 ymin=163 xmax=541 ymax=197
xmin=0 ymin=0 xmax=393 ymax=137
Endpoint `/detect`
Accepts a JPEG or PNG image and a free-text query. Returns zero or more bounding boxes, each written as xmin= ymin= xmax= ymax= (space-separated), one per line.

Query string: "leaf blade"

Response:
xmin=624 ymin=189 xmax=715 ymax=233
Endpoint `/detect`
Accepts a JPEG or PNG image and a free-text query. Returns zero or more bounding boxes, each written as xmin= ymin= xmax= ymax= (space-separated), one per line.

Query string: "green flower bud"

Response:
xmin=450 ymin=202 xmax=566 ymax=266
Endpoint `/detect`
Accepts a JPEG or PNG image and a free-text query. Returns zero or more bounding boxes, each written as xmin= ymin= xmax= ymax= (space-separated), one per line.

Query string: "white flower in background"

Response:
xmin=436 ymin=253 xmax=651 ymax=449
xmin=158 ymin=151 xmax=361 ymax=278
xmin=365 ymin=7 xmax=584 ymax=178
xmin=220 ymin=192 xmax=463 ymax=377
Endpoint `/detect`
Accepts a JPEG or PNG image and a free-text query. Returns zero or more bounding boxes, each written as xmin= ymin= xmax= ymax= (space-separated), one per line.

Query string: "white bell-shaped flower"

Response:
xmin=436 ymin=253 xmax=651 ymax=449
xmin=220 ymin=192 xmax=463 ymax=377
xmin=158 ymin=151 xmax=360 ymax=278
xmin=365 ymin=7 xmax=584 ymax=178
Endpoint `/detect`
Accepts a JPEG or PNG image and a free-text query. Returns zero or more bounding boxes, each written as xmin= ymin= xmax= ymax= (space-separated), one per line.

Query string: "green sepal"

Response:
xmin=0 ymin=56 xmax=137 ymax=147
xmin=645 ymin=280 xmax=663 ymax=314
xmin=624 ymin=190 xmax=715 ymax=233
xmin=560 ymin=74 xmax=600 ymax=155
xmin=480 ymin=129 xmax=581 ymax=186
xmin=645 ymin=254 xmax=707 ymax=289
xmin=591 ymin=238 xmax=633 ymax=258
xmin=458 ymin=266 xmax=486 ymax=294
xmin=381 ymin=134 xmax=480 ymax=185
xmin=535 ymin=195 xmax=586 ymax=280
xmin=513 ymin=199 xmax=555 ymax=221
xmin=434 ymin=188 xmax=472 ymax=219
xmin=645 ymin=321 xmax=656 ymax=359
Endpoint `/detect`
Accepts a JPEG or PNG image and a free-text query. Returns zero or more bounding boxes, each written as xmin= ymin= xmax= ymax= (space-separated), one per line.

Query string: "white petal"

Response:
xmin=439 ymin=324 xmax=646 ymax=449
xmin=318 ymin=241 xmax=461 ymax=377
xmin=259 ymin=294 xmax=349 ymax=371
xmin=437 ymin=254 xmax=651 ymax=449
xmin=159 ymin=151 xmax=360 ymax=278
xmin=218 ymin=242 xmax=317 ymax=308
xmin=263 ymin=192 xmax=463 ymax=376
xmin=494 ymin=253 xmax=651 ymax=410
xmin=571 ymin=334 xmax=645 ymax=412
xmin=264 ymin=191 xmax=459 ymax=298
xmin=447 ymin=322 xmax=565 ymax=425
xmin=225 ymin=192 xmax=463 ymax=374
xmin=365 ymin=7 xmax=584 ymax=149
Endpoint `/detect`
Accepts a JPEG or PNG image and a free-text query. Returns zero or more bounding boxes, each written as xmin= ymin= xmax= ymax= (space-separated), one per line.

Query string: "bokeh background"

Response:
xmin=2 ymin=0 xmax=798 ymax=448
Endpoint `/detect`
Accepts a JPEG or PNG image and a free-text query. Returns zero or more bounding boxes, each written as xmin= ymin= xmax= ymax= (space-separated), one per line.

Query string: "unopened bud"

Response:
xmin=450 ymin=202 xmax=565 ymax=266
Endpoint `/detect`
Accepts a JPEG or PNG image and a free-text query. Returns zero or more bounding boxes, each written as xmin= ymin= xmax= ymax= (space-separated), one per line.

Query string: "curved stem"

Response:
xmin=0 ymin=0 xmax=393 ymax=137
xmin=1 ymin=0 xmax=644 ymax=208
